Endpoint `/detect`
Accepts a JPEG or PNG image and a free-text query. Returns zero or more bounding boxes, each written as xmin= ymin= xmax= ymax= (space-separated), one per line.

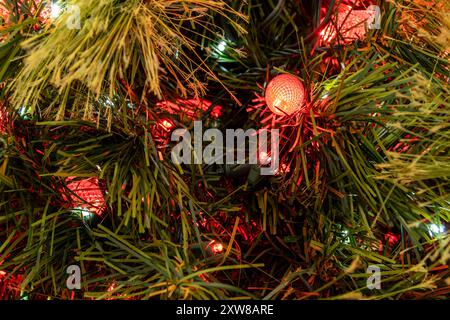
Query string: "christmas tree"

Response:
xmin=0 ymin=0 xmax=449 ymax=300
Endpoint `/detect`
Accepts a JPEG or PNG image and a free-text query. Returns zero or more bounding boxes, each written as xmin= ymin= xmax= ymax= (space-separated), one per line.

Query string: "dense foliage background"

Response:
xmin=0 ymin=0 xmax=449 ymax=299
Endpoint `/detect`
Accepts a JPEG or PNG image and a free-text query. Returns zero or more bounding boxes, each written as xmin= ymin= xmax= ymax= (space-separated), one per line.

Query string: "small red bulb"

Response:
xmin=160 ymin=119 xmax=174 ymax=131
xmin=208 ymin=240 xmax=224 ymax=254
xmin=265 ymin=74 xmax=306 ymax=116
xmin=319 ymin=5 xmax=373 ymax=44
xmin=0 ymin=107 xmax=8 ymax=134
xmin=66 ymin=177 xmax=105 ymax=215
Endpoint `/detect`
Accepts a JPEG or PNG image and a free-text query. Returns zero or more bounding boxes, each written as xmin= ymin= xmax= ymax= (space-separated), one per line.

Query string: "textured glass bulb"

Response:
xmin=265 ymin=74 xmax=306 ymax=116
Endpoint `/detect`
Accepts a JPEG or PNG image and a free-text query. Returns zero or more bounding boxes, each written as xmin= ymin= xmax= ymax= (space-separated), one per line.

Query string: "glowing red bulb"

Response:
xmin=208 ymin=240 xmax=224 ymax=254
xmin=160 ymin=119 xmax=174 ymax=131
xmin=384 ymin=232 xmax=400 ymax=247
xmin=156 ymin=99 xmax=222 ymax=120
xmin=107 ymin=283 xmax=116 ymax=292
xmin=0 ymin=0 xmax=51 ymax=24
xmin=1 ymin=258 xmax=7 ymax=277
xmin=265 ymin=74 xmax=306 ymax=116
xmin=319 ymin=5 xmax=373 ymax=44
xmin=259 ymin=151 xmax=271 ymax=165
xmin=66 ymin=177 xmax=105 ymax=215
xmin=0 ymin=108 xmax=7 ymax=134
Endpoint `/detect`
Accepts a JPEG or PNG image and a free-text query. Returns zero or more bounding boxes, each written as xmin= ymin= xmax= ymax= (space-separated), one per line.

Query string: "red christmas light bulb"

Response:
xmin=265 ymin=74 xmax=306 ymax=116
xmin=319 ymin=4 xmax=374 ymax=44
xmin=66 ymin=177 xmax=105 ymax=215
xmin=259 ymin=151 xmax=271 ymax=165
xmin=0 ymin=108 xmax=7 ymax=135
xmin=156 ymin=99 xmax=222 ymax=120
xmin=159 ymin=119 xmax=174 ymax=131
xmin=207 ymin=240 xmax=224 ymax=254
